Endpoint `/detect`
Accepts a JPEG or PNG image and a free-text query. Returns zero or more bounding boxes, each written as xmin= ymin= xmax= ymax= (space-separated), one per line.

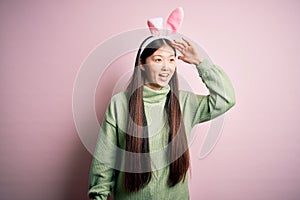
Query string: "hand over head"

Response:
xmin=171 ymin=38 xmax=202 ymax=66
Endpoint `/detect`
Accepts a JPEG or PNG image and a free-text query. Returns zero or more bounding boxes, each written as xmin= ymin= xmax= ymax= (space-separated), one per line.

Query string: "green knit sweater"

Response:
xmin=88 ymin=59 xmax=236 ymax=200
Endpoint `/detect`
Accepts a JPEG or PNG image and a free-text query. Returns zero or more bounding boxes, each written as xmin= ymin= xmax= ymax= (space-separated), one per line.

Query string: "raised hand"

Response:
xmin=171 ymin=38 xmax=202 ymax=66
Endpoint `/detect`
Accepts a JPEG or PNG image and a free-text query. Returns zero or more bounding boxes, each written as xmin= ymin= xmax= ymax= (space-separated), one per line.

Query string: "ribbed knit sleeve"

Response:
xmin=180 ymin=58 xmax=236 ymax=127
xmin=88 ymin=98 xmax=119 ymax=200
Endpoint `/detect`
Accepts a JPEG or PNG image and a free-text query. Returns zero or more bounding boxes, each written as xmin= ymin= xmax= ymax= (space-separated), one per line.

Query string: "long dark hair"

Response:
xmin=124 ymin=37 xmax=190 ymax=192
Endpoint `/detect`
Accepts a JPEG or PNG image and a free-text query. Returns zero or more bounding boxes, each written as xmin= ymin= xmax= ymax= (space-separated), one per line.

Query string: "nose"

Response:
xmin=161 ymin=60 xmax=171 ymax=71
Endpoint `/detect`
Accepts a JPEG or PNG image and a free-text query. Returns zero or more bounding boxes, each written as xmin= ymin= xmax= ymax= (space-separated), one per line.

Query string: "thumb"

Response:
xmin=178 ymin=56 xmax=184 ymax=61
xmin=178 ymin=56 xmax=188 ymax=63
xmin=178 ymin=56 xmax=192 ymax=64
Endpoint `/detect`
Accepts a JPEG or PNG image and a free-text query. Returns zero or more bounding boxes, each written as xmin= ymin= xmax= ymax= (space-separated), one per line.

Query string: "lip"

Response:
xmin=159 ymin=73 xmax=169 ymax=77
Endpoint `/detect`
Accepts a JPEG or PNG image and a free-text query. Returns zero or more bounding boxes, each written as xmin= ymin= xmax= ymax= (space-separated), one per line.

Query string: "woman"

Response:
xmin=88 ymin=37 xmax=236 ymax=200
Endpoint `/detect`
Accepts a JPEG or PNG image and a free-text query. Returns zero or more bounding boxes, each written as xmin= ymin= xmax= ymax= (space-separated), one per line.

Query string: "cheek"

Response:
xmin=144 ymin=67 xmax=159 ymax=79
xmin=147 ymin=66 xmax=160 ymax=75
xmin=170 ymin=65 xmax=176 ymax=73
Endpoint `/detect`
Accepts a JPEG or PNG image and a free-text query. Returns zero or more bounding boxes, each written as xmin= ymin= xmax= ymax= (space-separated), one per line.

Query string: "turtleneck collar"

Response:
xmin=143 ymin=84 xmax=170 ymax=103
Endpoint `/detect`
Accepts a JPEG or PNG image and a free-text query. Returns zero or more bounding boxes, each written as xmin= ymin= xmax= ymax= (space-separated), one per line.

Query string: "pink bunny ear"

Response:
xmin=166 ymin=7 xmax=184 ymax=33
xmin=147 ymin=17 xmax=163 ymax=36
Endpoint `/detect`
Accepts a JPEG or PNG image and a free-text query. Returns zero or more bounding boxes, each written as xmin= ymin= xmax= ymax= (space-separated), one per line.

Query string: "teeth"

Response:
xmin=159 ymin=73 xmax=169 ymax=77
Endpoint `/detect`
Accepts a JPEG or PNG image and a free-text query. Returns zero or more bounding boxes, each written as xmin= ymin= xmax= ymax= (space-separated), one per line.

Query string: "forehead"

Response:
xmin=152 ymin=45 xmax=175 ymax=56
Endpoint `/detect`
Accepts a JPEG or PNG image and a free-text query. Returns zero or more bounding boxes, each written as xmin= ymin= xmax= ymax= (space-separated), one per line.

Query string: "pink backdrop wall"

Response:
xmin=1 ymin=1 xmax=300 ymax=200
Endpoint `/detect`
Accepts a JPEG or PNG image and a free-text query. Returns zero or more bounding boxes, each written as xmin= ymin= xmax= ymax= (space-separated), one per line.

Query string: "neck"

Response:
xmin=143 ymin=84 xmax=170 ymax=103
xmin=144 ymin=83 xmax=163 ymax=90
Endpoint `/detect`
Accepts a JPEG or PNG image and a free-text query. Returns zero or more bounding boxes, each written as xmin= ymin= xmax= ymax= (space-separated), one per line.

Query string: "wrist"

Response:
xmin=192 ymin=58 xmax=202 ymax=67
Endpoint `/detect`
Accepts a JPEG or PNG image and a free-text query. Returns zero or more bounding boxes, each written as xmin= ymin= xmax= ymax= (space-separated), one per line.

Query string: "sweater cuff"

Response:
xmin=93 ymin=196 xmax=107 ymax=200
xmin=196 ymin=58 xmax=212 ymax=76
xmin=89 ymin=193 xmax=108 ymax=200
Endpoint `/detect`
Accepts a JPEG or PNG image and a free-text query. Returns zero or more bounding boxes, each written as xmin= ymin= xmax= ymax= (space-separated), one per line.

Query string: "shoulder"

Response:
xmin=178 ymin=90 xmax=194 ymax=100
xmin=104 ymin=91 xmax=128 ymax=124
xmin=108 ymin=92 xmax=128 ymax=113
xmin=107 ymin=91 xmax=128 ymax=111
xmin=178 ymin=90 xmax=193 ymax=108
xmin=110 ymin=91 xmax=128 ymax=103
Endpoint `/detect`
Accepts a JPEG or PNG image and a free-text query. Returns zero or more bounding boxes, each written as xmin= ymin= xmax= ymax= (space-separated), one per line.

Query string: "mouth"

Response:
xmin=158 ymin=73 xmax=169 ymax=78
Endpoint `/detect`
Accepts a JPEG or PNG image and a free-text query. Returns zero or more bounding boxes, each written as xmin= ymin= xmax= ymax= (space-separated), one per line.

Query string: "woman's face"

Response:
xmin=141 ymin=45 xmax=176 ymax=90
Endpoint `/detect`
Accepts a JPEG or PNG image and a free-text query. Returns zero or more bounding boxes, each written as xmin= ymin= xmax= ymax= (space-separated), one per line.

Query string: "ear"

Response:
xmin=147 ymin=17 xmax=163 ymax=36
xmin=139 ymin=59 xmax=145 ymax=71
xmin=140 ymin=66 xmax=145 ymax=71
xmin=166 ymin=7 xmax=184 ymax=33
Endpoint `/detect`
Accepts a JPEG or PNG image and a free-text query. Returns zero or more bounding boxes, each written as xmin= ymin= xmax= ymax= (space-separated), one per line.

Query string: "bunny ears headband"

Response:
xmin=140 ymin=7 xmax=184 ymax=53
xmin=147 ymin=7 xmax=184 ymax=36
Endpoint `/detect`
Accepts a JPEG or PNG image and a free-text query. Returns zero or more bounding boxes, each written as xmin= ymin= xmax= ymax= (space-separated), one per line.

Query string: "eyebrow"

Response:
xmin=152 ymin=54 xmax=175 ymax=57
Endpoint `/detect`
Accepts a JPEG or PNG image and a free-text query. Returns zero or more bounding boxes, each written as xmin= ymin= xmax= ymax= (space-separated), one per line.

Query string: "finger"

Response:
xmin=178 ymin=56 xmax=184 ymax=60
xmin=178 ymin=56 xmax=188 ymax=63
xmin=172 ymin=40 xmax=186 ymax=49
xmin=178 ymin=38 xmax=189 ymax=48
xmin=181 ymin=38 xmax=191 ymax=46
xmin=171 ymin=42 xmax=184 ymax=52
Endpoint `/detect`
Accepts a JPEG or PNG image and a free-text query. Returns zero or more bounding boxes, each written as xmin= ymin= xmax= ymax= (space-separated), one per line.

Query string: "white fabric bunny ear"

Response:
xmin=146 ymin=7 xmax=184 ymax=36
xmin=147 ymin=18 xmax=163 ymax=36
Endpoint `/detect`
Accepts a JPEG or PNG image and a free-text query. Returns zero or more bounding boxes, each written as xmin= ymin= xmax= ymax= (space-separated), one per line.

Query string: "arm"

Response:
xmin=88 ymin=104 xmax=118 ymax=200
xmin=172 ymin=38 xmax=236 ymax=126
xmin=188 ymin=58 xmax=236 ymax=126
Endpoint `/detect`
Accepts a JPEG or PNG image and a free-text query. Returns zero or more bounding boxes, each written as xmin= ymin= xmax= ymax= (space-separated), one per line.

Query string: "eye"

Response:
xmin=155 ymin=58 xmax=162 ymax=62
xmin=170 ymin=58 xmax=175 ymax=62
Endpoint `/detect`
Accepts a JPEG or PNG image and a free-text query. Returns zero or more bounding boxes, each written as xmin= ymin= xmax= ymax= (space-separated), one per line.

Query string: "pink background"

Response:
xmin=1 ymin=1 xmax=300 ymax=200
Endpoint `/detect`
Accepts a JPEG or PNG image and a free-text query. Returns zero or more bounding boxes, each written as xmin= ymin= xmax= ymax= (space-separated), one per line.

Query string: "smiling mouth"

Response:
xmin=159 ymin=73 xmax=169 ymax=77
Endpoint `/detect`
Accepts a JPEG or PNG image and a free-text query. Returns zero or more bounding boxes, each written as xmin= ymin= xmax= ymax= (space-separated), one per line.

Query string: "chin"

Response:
xmin=159 ymin=80 xmax=171 ymax=87
xmin=146 ymin=82 xmax=166 ymax=90
xmin=154 ymin=81 xmax=167 ymax=87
